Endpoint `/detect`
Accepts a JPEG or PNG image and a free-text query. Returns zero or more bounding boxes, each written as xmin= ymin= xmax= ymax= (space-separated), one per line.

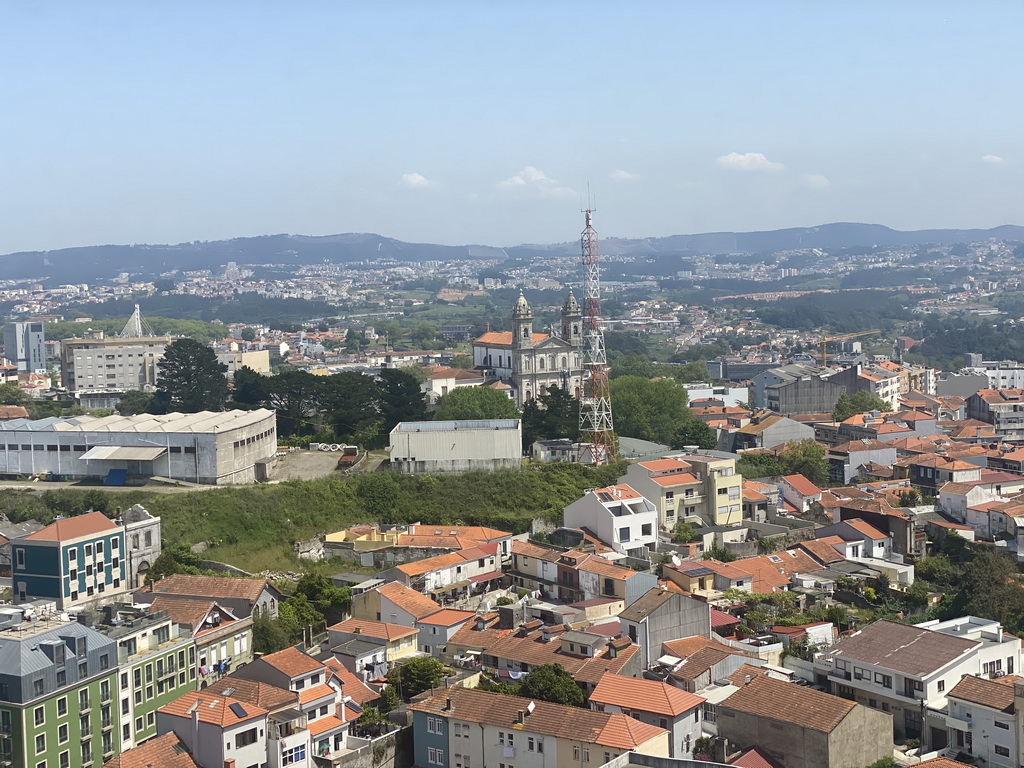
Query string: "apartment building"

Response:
xmin=386 ymin=544 xmax=502 ymax=600
xmin=618 ymin=588 xmax=712 ymax=670
xmin=103 ymin=608 xmax=197 ymax=751
xmin=157 ymin=690 xmax=268 ymax=768
xmin=0 ymin=611 xmax=119 ymax=768
xmin=817 ymin=617 xmax=1022 ymax=745
xmin=352 ymin=581 xmax=443 ymax=628
xmin=147 ymin=598 xmax=253 ymax=686
xmin=410 ymin=687 xmax=669 ymax=768
xmin=623 ymin=454 xmax=743 ymax=529
xmin=945 ymin=675 xmax=1023 ymax=768
xmin=60 ymin=331 xmax=174 ymax=396
xmin=563 ymin=484 xmax=658 ymax=558
xmin=12 ymin=511 xmax=128 ymax=610
xmin=135 ymin=573 xmax=283 ymax=620
xmin=326 ymin=618 xmax=419 ymax=667
xmin=3 ymin=321 xmax=45 ymax=373
xmin=966 ymin=389 xmax=1024 ymax=441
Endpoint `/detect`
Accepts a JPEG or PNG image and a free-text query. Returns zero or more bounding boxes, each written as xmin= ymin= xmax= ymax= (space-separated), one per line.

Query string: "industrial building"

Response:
xmin=388 ymin=418 xmax=522 ymax=473
xmin=0 ymin=409 xmax=277 ymax=484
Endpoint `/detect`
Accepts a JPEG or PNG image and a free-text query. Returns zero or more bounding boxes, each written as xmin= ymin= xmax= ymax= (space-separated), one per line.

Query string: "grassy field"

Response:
xmin=1 ymin=462 xmax=627 ymax=575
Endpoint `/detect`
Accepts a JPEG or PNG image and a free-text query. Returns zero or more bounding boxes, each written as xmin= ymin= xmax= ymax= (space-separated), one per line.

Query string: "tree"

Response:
xmin=0 ymin=383 xmax=27 ymax=406
xmin=897 ymin=488 xmax=922 ymax=507
xmin=378 ymin=685 xmax=400 ymax=714
xmin=356 ymin=474 xmax=399 ymax=522
xmin=387 ymin=656 xmax=444 ymax=700
xmin=265 ymin=369 xmax=322 ymax=436
xmin=325 ymin=371 xmax=382 ymax=444
xmin=673 ymin=521 xmax=697 ymax=543
xmin=736 ymin=452 xmax=784 ymax=479
xmin=293 ymin=573 xmax=351 ymax=625
xmin=240 ymin=327 xmax=257 ymax=342
xmin=537 ymin=386 xmax=577 ymax=439
xmin=778 ymin=439 xmax=829 ymax=486
xmin=610 ymin=353 xmax=655 ymax=380
xmin=377 ymin=368 xmax=427 ymax=440
xmin=156 ymin=338 xmax=229 ymax=413
xmin=252 ymin=612 xmax=291 ymax=655
xmin=517 ymin=664 xmax=585 ymax=707
xmin=672 ymin=419 xmax=717 ymax=450
xmin=609 ymin=376 xmax=690 ymax=445
xmin=436 ymin=387 xmax=519 ymax=421
xmin=833 ymin=390 xmax=892 ymax=421
xmin=449 ymin=354 xmax=472 ymax=369
xmin=410 ymin=321 xmax=440 ymax=348
xmin=233 ymin=366 xmax=269 ymax=406
xmin=116 ymin=390 xmax=156 ymax=416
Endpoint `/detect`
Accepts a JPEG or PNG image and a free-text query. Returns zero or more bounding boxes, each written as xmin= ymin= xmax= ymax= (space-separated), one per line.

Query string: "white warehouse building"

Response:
xmin=0 ymin=409 xmax=277 ymax=485
xmin=388 ymin=418 xmax=522 ymax=473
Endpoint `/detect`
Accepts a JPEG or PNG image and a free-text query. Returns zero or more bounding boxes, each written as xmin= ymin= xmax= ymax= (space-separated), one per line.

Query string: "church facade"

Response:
xmin=472 ymin=291 xmax=585 ymax=407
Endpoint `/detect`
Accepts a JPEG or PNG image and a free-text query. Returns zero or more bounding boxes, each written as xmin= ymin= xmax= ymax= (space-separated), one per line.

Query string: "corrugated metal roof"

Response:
xmin=0 ymin=409 xmax=274 ymax=434
xmin=81 ymin=445 xmax=167 ymax=461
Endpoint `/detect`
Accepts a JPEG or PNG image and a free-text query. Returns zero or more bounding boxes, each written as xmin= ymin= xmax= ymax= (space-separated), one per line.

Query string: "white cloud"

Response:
xmin=800 ymin=173 xmax=832 ymax=189
xmin=715 ymin=152 xmax=785 ymax=172
xmin=400 ymin=172 xmax=434 ymax=189
xmin=981 ymin=154 xmax=1004 ymax=164
xmin=497 ymin=166 xmax=575 ymax=198
xmin=610 ymin=169 xmax=639 ymax=181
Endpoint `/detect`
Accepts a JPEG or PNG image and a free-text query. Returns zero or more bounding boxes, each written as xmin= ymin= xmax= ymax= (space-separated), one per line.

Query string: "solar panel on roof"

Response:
xmin=228 ymin=702 xmax=248 ymax=718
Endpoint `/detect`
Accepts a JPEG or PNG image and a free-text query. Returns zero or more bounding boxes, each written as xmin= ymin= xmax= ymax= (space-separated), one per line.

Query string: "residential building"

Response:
xmin=964 ymin=358 xmax=1024 ymax=390
xmin=146 ymin=598 xmax=253 ymax=687
xmin=386 ymin=545 xmax=502 ymax=602
xmin=828 ymin=439 xmax=898 ymax=484
xmin=414 ymin=610 xmax=475 ymax=657
xmin=388 ymin=418 xmax=522 ymax=474
xmin=0 ymin=609 xmax=120 ymax=768
xmin=718 ymin=675 xmax=892 ymax=768
xmin=471 ymin=290 xmax=584 ymax=407
xmin=410 ymin=686 xmax=669 ymax=768
xmin=421 ymin=367 xmax=486 ymax=409
xmin=817 ymin=617 xmax=1023 ymax=745
xmin=326 ymin=618 xmax=419 ymax=667
xmin=778 ymin=474 xmax=823 ymax=514
xmin=60 ymin=331 xmax=173 ymax=397
xmin=966 ymin=389 xmax=1024 ymax=440
xmin=655 ymin=635 xmax=762 ymax=694
xmin=0 ymin=409 xmax=279 ymax=485
xmin=231 ymin=646 xmax=353 ymax=762
xmin=727 ymin=412 xmax=814 ymax=452
xmin=893 ymin=455 xmax=983 ymax=494
xmin=623 ymin=454 xmax=744 ymax=529
xmin=590 ymin=672 xmax=705 ymax=758
xmin=945 ymin=674 xmax=1022 ymax=768
xmin=661 ymin=560 xmax=753 ymax=597
xmin=618 ymin=588 xmax=712 ymax=670
xmin=136 ymin=573 xmax=283 ymax=619
xmin=156 ymin=690 xmax=268 ymax=768
xmin=352 ymin=581 xmax=443 ymax=628
xmin=563 ymin=484 xmax=658 ymax=558
xmin=12 ymin=511 xmax=128 ymax=609
xmin=555 ymin=549 xmax=656 ymax=605
xmin=3 ymin=321 xmax=45 ymax=373
xmin=215 ymin=349 xmax=270 ymax=379
xmin=751 ymin=364 xmax=844 ymax=414
xmin=103 ymin=607 xmax=197 ymax=752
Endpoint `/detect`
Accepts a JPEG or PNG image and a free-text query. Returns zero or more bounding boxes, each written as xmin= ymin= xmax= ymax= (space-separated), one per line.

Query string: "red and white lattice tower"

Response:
xmin=577 ymin=209 xmax=616 ymax=464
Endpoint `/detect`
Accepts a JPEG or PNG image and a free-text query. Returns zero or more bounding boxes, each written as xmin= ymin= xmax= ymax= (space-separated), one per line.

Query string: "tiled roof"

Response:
xmin=798 ymin=536 xmax=847 ymax=565
xmin=512 ymin=539 xmax=563 ymax=561
xmin=299 ymin=682 xmax=337 ymax=705
xmin=329 ymin=618 xmax=419 ymax=641
xmin=915 ymin=758 xmax=974 ymax=768
xmin=376 ymin=581 xmax=443 ymax=619
xmin=722 ymin=663 xmax=769 ymax=687
xmin=590 ymin=672 xmax=705 ymax=716
xmin=947 ymin=674 xmax=1020 ymax=713
xmin=711 ymin=608 xmax=741 ymax=627
xmin=259 ymin=646 xmax=324 ymax=678
xmin=411 ymin=688 xmax=665 ymax=749
xmin=394 ymin=550 xmax=466 ymax=577
xmin=650 ymin=472 xmax=701 ymax=487
xmin=842 ymin=518 xmax=888 ymax=540
xmin=475 ymin=331 xmax=549 ymax=346
xmin=637 ymin=458 xmax=693 ymax=472
xmin=481 ymin=628 xmax=639 ymax=684
xmin=102 ymin=732 xmax=199 ymax=768
xmin=781 ymin=474 xmax=822 ymax=497
xmin=619 ymin=588 xmax=679 ymax=623
xmin=722 ymin=675 xmax=855 ymax=733
xmin=592 ymin=484 xmax=644 ymax=501
xmin=448 ymin=613 xmax=513 ymax=650
xmin=308 ymin=713 xmax=346 ymax=736
xmin=23 ymin=510 xmax=117 ymax=542
xmin=205 ymin=677 xmax=298 ymax=712
xmin=830 ymin=620 xmax=977 ymax=676
xmin=148 ymin=596 xmax=227 ymax=632
xmin=730 ymin=746 xmax=785 ymax=768
xmin=419 ymin=609 xmax=475 ymax=627
xmin=159 ymin=690 xmax=268 ymax=727
xmin=148 ymin=573 xmax=272 ymax=604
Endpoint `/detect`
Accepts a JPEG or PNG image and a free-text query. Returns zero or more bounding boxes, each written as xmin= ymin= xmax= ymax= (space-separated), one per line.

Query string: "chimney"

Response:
xmin=444 ymin=696 xmax=452 ymax=711
xmin=517 ymin=710 xmax=526 ymax=724
xmin=353 ymin=626 xmax=361 ymax=634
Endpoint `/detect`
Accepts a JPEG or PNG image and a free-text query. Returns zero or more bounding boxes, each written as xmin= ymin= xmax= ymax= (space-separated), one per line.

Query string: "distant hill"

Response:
xmin=2 ymin=223 xmax=1022 ymax=283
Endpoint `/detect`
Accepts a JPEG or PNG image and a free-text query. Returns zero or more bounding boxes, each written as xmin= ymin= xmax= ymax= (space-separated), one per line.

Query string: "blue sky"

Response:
xmin=1 ymin=2 xmax=1021 ymax=253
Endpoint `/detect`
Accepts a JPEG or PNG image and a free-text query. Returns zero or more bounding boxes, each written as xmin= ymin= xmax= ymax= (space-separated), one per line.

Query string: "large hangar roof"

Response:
xmin=0 ymin=409 xmax=275 ymax=434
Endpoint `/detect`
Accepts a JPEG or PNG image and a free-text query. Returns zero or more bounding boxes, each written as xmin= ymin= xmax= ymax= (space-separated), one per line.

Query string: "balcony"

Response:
xmin=81 ymin=726 xmax=92 ymax=738
xmin=101 ymin=717 xmax=113 ymax=731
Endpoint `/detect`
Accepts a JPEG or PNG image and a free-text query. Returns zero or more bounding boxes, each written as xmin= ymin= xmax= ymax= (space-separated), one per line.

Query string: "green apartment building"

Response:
xmin=0 ymin=608 xmax=119 ymax=768
xmin=101 ymin=607 xmax=197 ymax=752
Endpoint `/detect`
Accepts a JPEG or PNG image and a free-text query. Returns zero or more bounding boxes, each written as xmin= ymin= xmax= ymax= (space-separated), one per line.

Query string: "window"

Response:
xmin=16 ymin=549 xmax=24 ymax=568
xmin=57 ymin=696 xmax=67 ymax=715
xmin=873 ymin=672 xmax=892 ymax=688
xmin=574 ymin=746 xmax=581 ymax=760
xmin=582 ymin=748 xmax=590 ymax=762
xmin=100 ymin=654 xmax=109 ymax=671
xmin=995 ymin=745 xmax=1010 ymax=757
xmin=428 ymin=747 xmax=444 ymax=765
xmin=283 ymin=745 xmax=307 ymax=765
xmin=34 ymin=679 xmax=44 ymax=696
xmin=59 ymin=752 xmax=70 ymax=768
xmin=58 ymin=723 xmax=68 ymax=743
xmin=236 ymin=727 xmax=257 ymax=747
xmin=35 ymin=734 xmax=45 ymax=754
xmin=427 ymin=716 xmax=443 ymax=734
xmin=995 ymin=720 xmax=1010 ymax=730
xmin=528 ymin=737 xmax=543 ymax=752
xmin=937 ymin=680 xmax=945 ymax=692
xmin=34 ymin=706 xmax=45 ymax=726
xmin=85 ymin=544 xmax=92 ymax=556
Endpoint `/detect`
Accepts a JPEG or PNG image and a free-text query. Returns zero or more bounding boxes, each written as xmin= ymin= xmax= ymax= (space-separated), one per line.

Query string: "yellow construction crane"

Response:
xmin=819 ymin=330 xmax=880 ymax=363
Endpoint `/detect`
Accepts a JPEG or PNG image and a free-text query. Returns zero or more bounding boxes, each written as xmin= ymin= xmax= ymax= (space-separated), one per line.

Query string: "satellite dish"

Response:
xmin=527 ymin=701 xmax=536 ymax=714
xmin=671 ymin=554 xmax=681 ymax=566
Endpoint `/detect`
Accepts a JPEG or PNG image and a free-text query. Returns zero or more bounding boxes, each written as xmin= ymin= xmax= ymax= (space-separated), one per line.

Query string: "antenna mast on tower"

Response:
xmin=119 ymin=304 xmax=154 ymax=338
xmin=577 ymin=209 xmax=616 ymax=465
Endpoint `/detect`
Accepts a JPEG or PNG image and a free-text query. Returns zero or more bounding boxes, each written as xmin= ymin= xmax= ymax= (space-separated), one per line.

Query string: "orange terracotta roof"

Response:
xmin=23 ymin=511 xmax=117 ymax=541
xmin=842 ymin=518 xmax=888 ymax=540
xmin=148 ymin=596 xmax=236 ymax=633
xmin=651 ymin=472 xmax=701 ymax=487
xmin=590 ymin=672 xmax=705 ymax=716
xmin=205 ymin=677 xmax=298 ymax=712
xmin=257 ymin=646 xmax=324 ymax=678
xmin=299 ymin=682 xmax=337 ymax=705
xmin=102 ymin=732 xmax=199 ymax=768
xmin=593 ymin=484 xmax=644 ymax=501
xmin=781 ymin=474 xmax=821 ymax=497
xmin=947 ymin=674 xmax=1020 ymax=713
xmin=419 ymin=609 xmax=475 ymax=627
xmin=475 ymin=331 xmax=549 ymax=346
xmin=637 ymin=458 xmax=693 ymax=472
xmin=730 ymin=746 xmax=785 ymax=768
xmin=376 ymin=581 xmax=443 ymax=619
xmin=395 ymin=550 xmax=467 ymax=577
xmin=798 ymin=536 xmax=847 ymax=565
xmin=323 ymin=658 xmax=380 ymax=706
xmin=307 ymin=713 xmax=346 ymax=736
xmin=329 ymin=618 xmax=418 ymax=641
xmin=159 ymin=690 xmax=267 ymax=727
xmin=147 ymin=573 xmax=273 ymax=604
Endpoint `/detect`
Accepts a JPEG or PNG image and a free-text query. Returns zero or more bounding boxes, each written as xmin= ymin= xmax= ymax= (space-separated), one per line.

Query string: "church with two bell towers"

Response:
xmin=472 ymin=290 xmax=585 ymax=407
